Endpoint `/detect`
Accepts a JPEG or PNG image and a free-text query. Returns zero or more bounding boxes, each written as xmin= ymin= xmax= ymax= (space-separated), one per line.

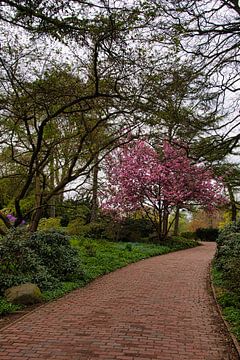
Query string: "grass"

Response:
xmin=0 ymin=236 xmax=198 ymax=316
xmin=211 ymin=265 xmax=240 ymax=341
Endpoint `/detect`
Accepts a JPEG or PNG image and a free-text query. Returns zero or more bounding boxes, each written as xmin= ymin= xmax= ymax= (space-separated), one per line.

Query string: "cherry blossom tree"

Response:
xmin=101 ymin=140 xmax=226 ymax=241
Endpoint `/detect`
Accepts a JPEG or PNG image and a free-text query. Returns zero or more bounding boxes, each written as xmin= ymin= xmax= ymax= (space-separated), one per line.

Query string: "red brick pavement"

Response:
xmin=0 ymin=242 xmax=238 ymax=360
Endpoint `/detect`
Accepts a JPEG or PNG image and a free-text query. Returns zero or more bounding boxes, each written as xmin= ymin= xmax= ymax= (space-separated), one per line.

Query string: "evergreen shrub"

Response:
xmin=195 ymin=227 xmax=219 ymax=241
xmin=0 ymin=229 xmax=83 ymax=294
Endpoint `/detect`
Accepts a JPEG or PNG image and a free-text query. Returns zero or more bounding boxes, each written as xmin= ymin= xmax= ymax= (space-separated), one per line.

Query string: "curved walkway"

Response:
xmin=0 ymin=243 xmax=238 ymax=360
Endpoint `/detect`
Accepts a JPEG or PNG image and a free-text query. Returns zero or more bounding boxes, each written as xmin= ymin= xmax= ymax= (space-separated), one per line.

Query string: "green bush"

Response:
xmin=180 ymin=231 xmax=196 ymax=239
xmin=0 ymin=229 xmax=83 ymax=294
xmin=60 ymin=215 xmax=69 ymax=227
xmin=164 ymin=236 xmax=198 ymax=249
xmin=67 ymin=220 xmax=107 ymax=238
xmin=214 ymin=225 xmax=240 ymax=293
xmin=195 ymin=227 xmax=219 ymax=241
xmin=0 ymin=228 xmax=56 ymax=293
xmin=66 ymin=218 xmax=85 ymax=235
xmin=38 ymin=217 xmax=62 ymax=231
xmin=116 ymin=218 xmax=155 ymax=242
xmin=27 ymin=230 xmax=83 ymax=281
xmin=217 ymin=220 xmax=240 ymax=247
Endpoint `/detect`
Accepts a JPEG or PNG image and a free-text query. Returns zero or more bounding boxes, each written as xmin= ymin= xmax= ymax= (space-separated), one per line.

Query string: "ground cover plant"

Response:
xmin=0 ymin=230 xmax=198 ymax=316
xmin=212 ymin=220 xmax=240 ymax=341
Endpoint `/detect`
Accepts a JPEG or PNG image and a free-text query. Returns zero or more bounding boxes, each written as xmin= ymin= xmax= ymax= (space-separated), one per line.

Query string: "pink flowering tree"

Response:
xmin=101 ymin=140 xmax=226 ymax=241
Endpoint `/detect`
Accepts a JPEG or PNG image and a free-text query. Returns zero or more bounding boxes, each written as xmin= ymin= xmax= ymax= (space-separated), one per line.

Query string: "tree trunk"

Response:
xmin=49 ymin=155 xmax=56 ymax=217
xmin=29 ymin=172 xmax=42 ymax=232
xmin=173 ymin=205 xmax=180 ymax=236
xmin=227 ymin=184 xmax=237 ymax=222
xmin=162 ymin=205 xmax=169 ymax=239
xmin=49 ymin=198 xmax=56 ymax=218
xmin=90 ymin=154 xmax=99 ymax=223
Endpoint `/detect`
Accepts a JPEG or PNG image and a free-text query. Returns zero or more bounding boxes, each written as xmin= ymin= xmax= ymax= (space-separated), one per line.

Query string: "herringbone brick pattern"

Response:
xmin=0 ymin=243 xmax=238 ymax=359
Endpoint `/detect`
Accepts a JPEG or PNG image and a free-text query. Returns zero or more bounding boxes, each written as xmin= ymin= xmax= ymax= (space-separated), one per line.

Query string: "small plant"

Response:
xmin=0 ymin=297 xmax=22 ymax=315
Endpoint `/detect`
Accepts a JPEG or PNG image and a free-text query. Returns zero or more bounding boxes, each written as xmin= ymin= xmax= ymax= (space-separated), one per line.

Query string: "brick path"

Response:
xmin=0 ymin=242 xmax=238 ymax=360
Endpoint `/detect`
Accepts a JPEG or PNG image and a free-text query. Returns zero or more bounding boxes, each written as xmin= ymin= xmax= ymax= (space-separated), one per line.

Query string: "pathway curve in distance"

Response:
xmin=0 ymin=242 xmax=238 ymax=360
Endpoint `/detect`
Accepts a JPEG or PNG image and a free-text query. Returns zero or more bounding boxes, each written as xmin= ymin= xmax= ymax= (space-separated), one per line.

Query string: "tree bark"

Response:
xmin=29 ymin=172 xmax=42 ymax=232
xmin=227 ymin=183 xmax=237 ymax=222
xmin=162 ymin=204 xmax=169 ymax=239
xmin=90 ymin=154 xmax=99 ymax=223
xmin=173 ymin=205 xmax=180 ymax=236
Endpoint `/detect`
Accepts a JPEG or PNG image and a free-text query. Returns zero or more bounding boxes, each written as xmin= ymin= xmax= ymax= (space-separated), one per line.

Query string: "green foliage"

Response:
xmin=212 ymin=266 xmax=240 ymax=341
xmin=67 ymin=220 xmax=109 ymax=239
xmin=27 ymin=230 xmax=83 ymax=282
xmin=164 ymin=236 xmax=198 ymax=249
xmin=77 ymin=222 xmax=106 ymax=238
xmin=180 ymin=231 xmax=196 ymax=239
xmin=0 ymin=229 xmax=83 ymax=294
xmin=41 ymin=281 xmax=84 ymax=302
xmin=215 ymin=234 xmax=240 ymax=293
xmin=71 ymin=237 xmax=198 ymax=283
xmin=217 ymin=220 xmax=240 ymax=246
xmin=58 ymin=200 xmax=91 ymax=223
xmin=38 ymin=217 xmax=62 ymax=231
xmin=66 ymin=218 xmax=85 ymax=235
xmin=214 ymin=221 xmax=240 ymax=293
xmin=0 ymin=231 xmax=198 ymax=316
xmin=116 ymin=218 xmax=155 ymax=242
xmin=60 ymin=215 xmax=69 ymax=227
xmin=0 ymin=297 xmax=22 ymax=315
xmin=212 ymin=221 xmax=240 ymax=341
xmin=195 ymin=227 xmax=219 ymax=241
xmin=0 ymin=228 xmax=55 ymax=293
xmin=125 ymin=243 xmax=133 ymax=251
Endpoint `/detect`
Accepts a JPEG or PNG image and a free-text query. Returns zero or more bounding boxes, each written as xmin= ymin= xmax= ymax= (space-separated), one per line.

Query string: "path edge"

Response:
xmin=209 ymin=262 xmax=240 ymax=357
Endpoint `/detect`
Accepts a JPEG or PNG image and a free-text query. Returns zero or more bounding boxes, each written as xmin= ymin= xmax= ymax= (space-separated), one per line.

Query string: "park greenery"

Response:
xmin=0 ymin=230 xmax=198 ymax=315
xmin=212 ymin=220 xmax=240 ymax=341
xmin=0 ymin=0 xmax=240 ymax=333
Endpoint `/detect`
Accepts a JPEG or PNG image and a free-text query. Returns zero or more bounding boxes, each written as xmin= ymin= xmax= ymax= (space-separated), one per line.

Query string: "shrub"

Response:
xmin=60 ymin=215 xmax=69 ymax=227
xmin=116 ymin=218 xmax=155 ymax=242
xmin=195 ymin=227 xmax=219 ymax=241
xmin=27 ymin=230 xmax=83 ymax=281
xmin=0 ymin=228 xmax=56 ymax=293
xmin=38 ymin=217 xmax=62 ymax=231
xmin=180 ymin=231 xmax=196 ymax=240
xmin=67 ymin=220 xmax=106 ymax=238
xmin=0 ymin=228 xmax=83 ymax=294
xmin=164 ymin=236 xmax=198 ymax=249
xmin=66 ymin=218 xmax=85 ymax=235
xmin=214 ymin=229 xmax=240 ymax=293
xmin=217 ymin=220 xmax=240 ymax=247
